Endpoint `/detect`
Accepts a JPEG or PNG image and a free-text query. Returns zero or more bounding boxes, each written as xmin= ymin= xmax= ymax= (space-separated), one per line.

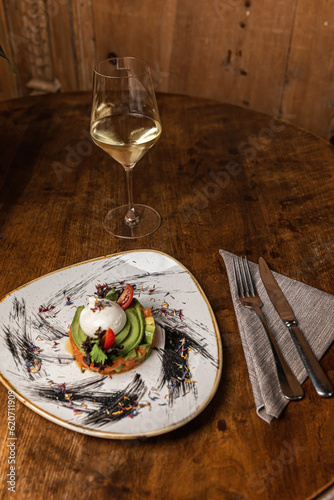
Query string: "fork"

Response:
xmin=233 ymin=256 xmax=304 ymax=401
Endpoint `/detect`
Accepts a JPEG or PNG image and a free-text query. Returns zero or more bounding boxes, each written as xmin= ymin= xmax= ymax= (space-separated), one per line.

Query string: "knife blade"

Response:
xmin=259 ymin=257 xmax=333 ymax=398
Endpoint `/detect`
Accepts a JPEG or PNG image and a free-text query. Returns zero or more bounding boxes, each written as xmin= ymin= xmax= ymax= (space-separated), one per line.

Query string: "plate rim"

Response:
xmin=0 ymin=249 xmax=223 ymax=439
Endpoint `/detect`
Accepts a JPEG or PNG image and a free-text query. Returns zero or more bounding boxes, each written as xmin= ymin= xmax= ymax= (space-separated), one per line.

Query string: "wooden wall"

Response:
xmin=0 ymin=0 xmax=333 ymax=141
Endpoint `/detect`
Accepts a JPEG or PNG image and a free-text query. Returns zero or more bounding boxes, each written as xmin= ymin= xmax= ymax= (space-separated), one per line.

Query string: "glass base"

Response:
xmin=103 ymin=204 xmax=161 ymax=239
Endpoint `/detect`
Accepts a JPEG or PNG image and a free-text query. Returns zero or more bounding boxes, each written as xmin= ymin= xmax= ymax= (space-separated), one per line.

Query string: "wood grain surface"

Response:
xmin=0 ymin=92 xmax=333 ymax=500
xmin=0 ymin=0 xmax=334 ymax=141
xmin=281 ymin=0 xmax=334 ymax=140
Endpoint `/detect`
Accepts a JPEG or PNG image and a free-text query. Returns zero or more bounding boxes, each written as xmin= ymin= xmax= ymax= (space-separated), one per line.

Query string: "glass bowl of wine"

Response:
xmin=90 ymin=57 xmax=162 ymax=239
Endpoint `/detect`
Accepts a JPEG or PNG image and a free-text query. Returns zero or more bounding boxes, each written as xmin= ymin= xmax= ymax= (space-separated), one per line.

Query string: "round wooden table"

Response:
xmin=0 ymin=92 xmax=333 ymax=500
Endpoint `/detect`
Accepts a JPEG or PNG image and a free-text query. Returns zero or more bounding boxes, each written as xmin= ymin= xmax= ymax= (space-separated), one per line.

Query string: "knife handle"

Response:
xmin=287 ymin=324 xmax=333 ymax=398
xmin=253 ymin=306 xmax=304 ymax=400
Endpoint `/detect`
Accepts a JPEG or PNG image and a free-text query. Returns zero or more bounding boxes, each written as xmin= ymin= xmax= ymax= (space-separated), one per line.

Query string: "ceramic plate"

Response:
xmin=0 ymin=250 xmax=222 ymax=439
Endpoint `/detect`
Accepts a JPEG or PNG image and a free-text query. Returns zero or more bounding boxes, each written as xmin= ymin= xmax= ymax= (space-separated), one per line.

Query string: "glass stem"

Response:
xmin=124 ymin=166 xmax=139 ymax=224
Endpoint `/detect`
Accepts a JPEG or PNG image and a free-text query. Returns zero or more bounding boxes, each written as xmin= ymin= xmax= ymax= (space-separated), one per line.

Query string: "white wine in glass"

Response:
xmin=90 ymin=57 xmax=162 ymax=238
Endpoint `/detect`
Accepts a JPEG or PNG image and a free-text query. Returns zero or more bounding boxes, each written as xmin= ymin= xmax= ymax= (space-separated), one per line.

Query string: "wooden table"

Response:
xmin=0 ymin=92 xmax=333 ymax=500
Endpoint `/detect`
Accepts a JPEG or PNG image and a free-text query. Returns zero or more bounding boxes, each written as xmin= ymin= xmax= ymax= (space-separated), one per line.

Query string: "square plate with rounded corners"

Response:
xmin=0 ymin=250 xmax=222 ymax=439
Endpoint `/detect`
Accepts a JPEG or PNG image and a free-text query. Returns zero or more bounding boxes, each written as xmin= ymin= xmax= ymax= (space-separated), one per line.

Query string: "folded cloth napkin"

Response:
xmin=220 ymin=249 xmax=334 ymax=423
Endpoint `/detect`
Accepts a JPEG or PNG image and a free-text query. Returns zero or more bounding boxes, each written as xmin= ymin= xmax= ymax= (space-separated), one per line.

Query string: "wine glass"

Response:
xmin=90 ymin=57 xmax=162 ymax=239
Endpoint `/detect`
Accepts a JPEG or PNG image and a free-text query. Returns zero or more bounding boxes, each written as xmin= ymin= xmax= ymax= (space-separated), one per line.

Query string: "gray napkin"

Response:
xmin=220 ymin=249 xmax=334 ymax=423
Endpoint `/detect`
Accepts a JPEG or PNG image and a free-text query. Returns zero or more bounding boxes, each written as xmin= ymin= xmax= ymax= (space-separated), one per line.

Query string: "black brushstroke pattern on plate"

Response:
xmin=28 ymin=373 xmax=146 ymax=427
xmin=3 ymin=298 xmax=45 ymax=379
xmin=32 ymin=313 xmax=68 ymax=340
xmin=154 ymin=325 xmax=198 ymax=405
xmin=152 ymin=306 xmax=218 ymax=406
xmin=3 ymin=298 xmax=73 ymax=380
xmin=98 ymin=271 xmax=189 ymax=298
xmin=154 ymin=308 xmax=216 ymax=365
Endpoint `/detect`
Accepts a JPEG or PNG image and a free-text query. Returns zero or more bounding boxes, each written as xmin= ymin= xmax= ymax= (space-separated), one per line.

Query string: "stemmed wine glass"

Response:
xmin=90 ymin=57 xmax=162 ymax=239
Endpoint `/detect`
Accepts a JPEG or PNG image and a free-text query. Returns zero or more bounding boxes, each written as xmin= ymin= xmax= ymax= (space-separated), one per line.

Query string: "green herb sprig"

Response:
xmin=0 ymin=45 xmax=15 ymax=74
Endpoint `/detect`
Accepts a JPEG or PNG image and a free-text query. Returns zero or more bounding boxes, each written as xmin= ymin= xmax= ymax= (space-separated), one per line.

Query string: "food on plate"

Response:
xmin=68 ymin=283 xmax=156 ymax=374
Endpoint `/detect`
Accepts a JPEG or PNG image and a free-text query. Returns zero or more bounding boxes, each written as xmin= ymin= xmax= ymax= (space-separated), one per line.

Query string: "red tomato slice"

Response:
xmin=117 ymin=283 xmax=134 ymax=310
xmin=103 ymin=328 xmax=115 ymax=349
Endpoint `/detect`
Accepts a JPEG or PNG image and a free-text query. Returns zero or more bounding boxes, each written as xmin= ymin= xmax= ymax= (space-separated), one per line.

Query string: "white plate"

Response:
xmin=0 ymin=250 xmax=222 ymax=439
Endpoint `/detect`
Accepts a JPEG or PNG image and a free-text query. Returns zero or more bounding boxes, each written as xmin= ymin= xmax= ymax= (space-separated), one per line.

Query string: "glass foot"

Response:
xmin=103 ymin=204 xmax=161 ymax=239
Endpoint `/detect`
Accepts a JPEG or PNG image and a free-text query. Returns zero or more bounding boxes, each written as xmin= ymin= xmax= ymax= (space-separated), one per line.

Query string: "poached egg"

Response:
xmin=79 ymin=296 xmax=126 ymax=337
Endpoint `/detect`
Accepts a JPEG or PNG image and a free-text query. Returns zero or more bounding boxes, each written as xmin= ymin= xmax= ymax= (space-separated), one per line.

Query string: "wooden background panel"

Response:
xmin=281 ymin=0 xmax=334 ymax=141
xmin=47 ymin=0 xmax=78 ymax=92
xmin=92 ymin=0 xmax=178 ymax=93
xmin=168 ymin=0 xmax=296 ymax=115
xmin=92 ymin=0 xmax=295 ymax=113
xmin=3 ymin=0 xmax=61 ymax=95
xmin=71 ymin=0 xmax=96 ymax=90
xmin=2 ymin=0 xmax=32 ymax=97
xmin=0 ymin=0 xmax=333 ymax=141
xmin=0 ymin=0 xmax=17 ymax=100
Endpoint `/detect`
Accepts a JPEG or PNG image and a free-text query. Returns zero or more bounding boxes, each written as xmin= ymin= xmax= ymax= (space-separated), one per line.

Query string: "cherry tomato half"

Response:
xmin=103 ymin=328 xmax=115 ymax=350
xmin=117 ymin=283 xmax=134 ymax=310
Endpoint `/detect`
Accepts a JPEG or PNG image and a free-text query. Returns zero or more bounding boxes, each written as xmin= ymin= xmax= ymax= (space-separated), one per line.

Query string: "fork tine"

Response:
xmin=236 ymin=257 xmax=245 ymax=298
xmin=232 ymin=258 xmax=241 ymax=296
xmin=244 ymin=256 xmax=256 ymax=297
xmin=239 ymin=257 xmax=250 ymax=297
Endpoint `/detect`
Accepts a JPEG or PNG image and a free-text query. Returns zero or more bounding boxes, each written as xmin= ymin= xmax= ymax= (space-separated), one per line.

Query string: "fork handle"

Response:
xmin=286 ymin=324 xmax=333 ymax=398
xmin=253 ymin=306 xmax=304 ymax=400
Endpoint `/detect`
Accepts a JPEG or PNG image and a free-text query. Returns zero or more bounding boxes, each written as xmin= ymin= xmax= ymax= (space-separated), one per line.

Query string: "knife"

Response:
xmin=259 ymin=257 xmax=333 ymax=398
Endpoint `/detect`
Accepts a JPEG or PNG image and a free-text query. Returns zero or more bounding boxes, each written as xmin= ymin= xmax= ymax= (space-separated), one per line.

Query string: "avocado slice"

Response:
xmin=70 ymin=306 xmax=86 ymax=353
xmin=124 ymin=348 xmax=137 ymax=360
xmin=132 ymin=299 xmax=145 ymax=334
xmin=114 ymin=317 xmax=131 ymax=346
xmin=112 ymin=308 xmax=144 ymax=359
xmin=114 ymin=363 xmax=125 ymax=372
xmin=144 ymin=323 xmax=155 ymax=344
